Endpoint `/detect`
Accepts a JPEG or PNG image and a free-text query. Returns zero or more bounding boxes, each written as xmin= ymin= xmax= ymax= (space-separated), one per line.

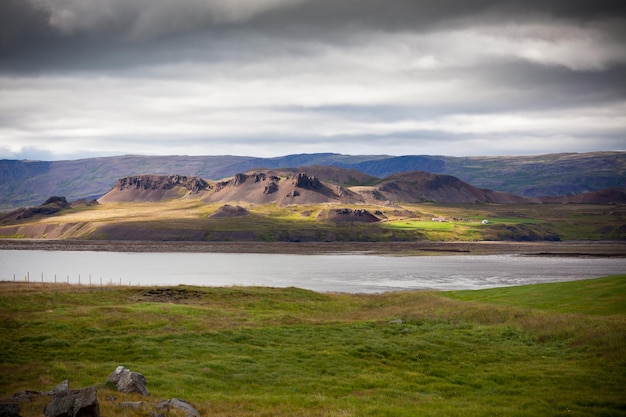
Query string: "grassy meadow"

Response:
xmin=1 ymin=200 xmax=625 ymax=241
xmin=1 ymin=276 xmax=625 ymax=416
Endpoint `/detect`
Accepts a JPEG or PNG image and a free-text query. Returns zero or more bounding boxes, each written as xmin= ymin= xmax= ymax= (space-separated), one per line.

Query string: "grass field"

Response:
xmin=1 ymin=200 xmax=625 ymax=241
xmin=1 ymin=276 xmax=625 ymax=416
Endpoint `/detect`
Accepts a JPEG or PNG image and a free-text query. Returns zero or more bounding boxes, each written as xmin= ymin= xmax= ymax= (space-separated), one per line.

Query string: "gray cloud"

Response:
xmin=0 ymin=0 xmax=625 ymax=159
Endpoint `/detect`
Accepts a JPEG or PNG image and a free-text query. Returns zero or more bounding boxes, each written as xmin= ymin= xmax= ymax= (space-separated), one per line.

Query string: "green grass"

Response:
xmin=1 ymin=277 xmax=625 ymax=416
xmin=443 ymin=275 xmax=626 ymax=315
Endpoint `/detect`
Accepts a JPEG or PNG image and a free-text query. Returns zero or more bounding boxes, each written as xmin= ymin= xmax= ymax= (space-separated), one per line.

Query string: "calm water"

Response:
xmin=1 ymin=250 xmax=624 ymax=293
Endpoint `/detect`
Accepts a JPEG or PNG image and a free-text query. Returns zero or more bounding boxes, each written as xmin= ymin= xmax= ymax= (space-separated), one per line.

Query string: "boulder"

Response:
xmin=157 ymin=398 xmax=200 ymax=417
xmin=7 ymin=391 xmax=41 ymax=403
xmin=106 ymin=366 xmax=149 ymax=396
xmin=44 ymin=386 xmax=99 ymax=417
xmin=0 ymin=402 xmax=20 ymax=417
xmin=47 ymin=381 xmax=70 ymax=396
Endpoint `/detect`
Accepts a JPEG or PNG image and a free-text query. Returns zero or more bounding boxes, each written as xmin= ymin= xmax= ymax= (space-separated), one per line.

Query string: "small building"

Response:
xmin=431 ymin=217 xmax=448 ymax=222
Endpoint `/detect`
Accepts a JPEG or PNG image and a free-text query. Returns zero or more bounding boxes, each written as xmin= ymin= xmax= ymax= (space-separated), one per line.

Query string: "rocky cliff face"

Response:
xmin=116 ymin=175 xmax=209 ymax=193
xmin=99 ymin=175 xmax=210 ymax=203
xmin=294 ymin=173 xmax=323 ymax=190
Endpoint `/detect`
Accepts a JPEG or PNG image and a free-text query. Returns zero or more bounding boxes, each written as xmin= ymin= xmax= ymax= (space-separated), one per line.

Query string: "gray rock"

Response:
xmin=0 ymin=402 xmax=20 ymax=417
xmin=44 ymin=386 xmax=99 ymax=417
xmin=119 ymin=401 xmax=143 ymax=409
xmin=157 ymin=398 xmax=200 ymax=417
xmin=47 ymin=381 xmax=69 ymax=396
xmin=8 ymin=391 xmax=41 ymax=403
xmin=106 ymin=366 xmax=149 ymax=396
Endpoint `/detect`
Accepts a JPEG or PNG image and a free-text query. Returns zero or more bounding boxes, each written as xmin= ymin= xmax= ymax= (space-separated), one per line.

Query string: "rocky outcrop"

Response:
xmin=209 ymin=204 xmax=250 ymax=218
xmin=0 ymin=196 xmax=71 ymax=224
xmin=106 ymin=366 xmax=149 ymax=396
xmin=44 ymin=386 xmax=99 ymax=417
xmin=294 ymin=173 xmax=323 ymax=190
xmin=116 ymin=175 xmax=209 ymax=193
xmin=324 ymin=208 xmax=380 ymax=223
xmin=264 ymin=181 xmax=279 ymax=194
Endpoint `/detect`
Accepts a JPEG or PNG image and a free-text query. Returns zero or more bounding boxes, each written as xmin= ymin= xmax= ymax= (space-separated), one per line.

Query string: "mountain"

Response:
xmin=97 ymin=169 xmax=533 ymax=206
xmin=356 ymin=172 xmax=535 ymax=204
xmin=99 ymin=171 xmax=367 ymax=206
xmin=1 ymin=151 xmax=624 ymax=210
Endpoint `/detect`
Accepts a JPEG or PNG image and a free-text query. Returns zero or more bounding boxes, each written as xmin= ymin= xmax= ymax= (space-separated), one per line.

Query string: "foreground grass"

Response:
xmin=1 ymin=277 xmax=625 ymax=416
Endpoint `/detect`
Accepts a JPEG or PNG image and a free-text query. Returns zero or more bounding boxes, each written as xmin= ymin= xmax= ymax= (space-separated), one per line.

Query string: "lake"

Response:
xmin=1 ymin=250 xmax=625 ymax=293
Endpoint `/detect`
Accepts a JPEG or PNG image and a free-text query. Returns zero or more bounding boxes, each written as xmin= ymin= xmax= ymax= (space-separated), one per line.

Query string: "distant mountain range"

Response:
xmin=1 ymin=151 xmax=625 ymax=210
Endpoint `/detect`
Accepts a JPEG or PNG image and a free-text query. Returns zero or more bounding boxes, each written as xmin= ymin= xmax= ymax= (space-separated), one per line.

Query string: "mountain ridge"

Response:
xmin=1 ymin=151 xmax=624 ymax=210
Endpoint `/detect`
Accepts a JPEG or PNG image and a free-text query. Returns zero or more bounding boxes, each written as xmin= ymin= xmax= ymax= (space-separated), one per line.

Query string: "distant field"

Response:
xmin=1 ymin=276 xmax=624 ymax=416
xmin=0 ymin=200 xmax=625 ymax=241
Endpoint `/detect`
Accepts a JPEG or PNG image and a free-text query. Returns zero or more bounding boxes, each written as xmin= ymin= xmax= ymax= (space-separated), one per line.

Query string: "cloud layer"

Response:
xmin=1 ymin=0 xmax=625 ymax=159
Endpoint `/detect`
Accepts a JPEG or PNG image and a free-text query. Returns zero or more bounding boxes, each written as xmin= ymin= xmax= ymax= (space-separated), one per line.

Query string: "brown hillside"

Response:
xmin=354 ymin=171 xmax=536 ymax=204
xmin=0 ymin=196 xmax=71 ymax=224
xmin=539 ymin=188 xmax=626 ymax=204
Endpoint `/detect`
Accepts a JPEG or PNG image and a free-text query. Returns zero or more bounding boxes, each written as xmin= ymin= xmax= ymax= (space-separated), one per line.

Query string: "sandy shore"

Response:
xmin=1 ymin=239 xmax=625 ymax=257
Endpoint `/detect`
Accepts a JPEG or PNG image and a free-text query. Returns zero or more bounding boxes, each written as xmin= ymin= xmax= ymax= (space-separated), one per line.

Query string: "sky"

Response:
xmin=1 ymin=0 xmax=625 ymax=160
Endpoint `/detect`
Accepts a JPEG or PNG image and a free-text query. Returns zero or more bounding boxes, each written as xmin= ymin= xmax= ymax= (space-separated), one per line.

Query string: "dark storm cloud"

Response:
xmin=3 ymin=0 xmax=625 ymax=68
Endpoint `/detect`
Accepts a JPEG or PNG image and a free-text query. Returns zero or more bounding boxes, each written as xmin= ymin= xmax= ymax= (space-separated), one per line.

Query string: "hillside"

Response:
xmin=1 ymin=151 xmax=624 ymax=210
xmin=97 ymin=170 xmax=532 ymax=206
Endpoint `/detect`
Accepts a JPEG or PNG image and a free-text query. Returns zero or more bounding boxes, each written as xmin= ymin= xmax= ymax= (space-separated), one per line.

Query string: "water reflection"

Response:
xmin=1 ymin=250 xmax=624 ymax=293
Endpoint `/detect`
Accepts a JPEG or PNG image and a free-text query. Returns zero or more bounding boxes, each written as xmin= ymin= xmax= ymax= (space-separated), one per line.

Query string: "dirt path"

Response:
xmin=1 ymin=239 xmax=625 ymax=257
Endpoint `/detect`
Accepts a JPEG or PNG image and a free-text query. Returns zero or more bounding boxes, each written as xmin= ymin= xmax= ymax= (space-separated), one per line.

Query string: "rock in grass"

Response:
xmin=119 ymin=401 xmax=143 ymax=409
xmin=44 ymin=386 xmax=99 ymax=417
xmin=47 ymin=381 xmax=69 ymax=396
xmin=106 ymin=366 xmax=150 ymax=396
xmin=0 ymin=402 xmax=20 ymax=417
xmin=157 ymin=398 xmax=200 ymax=417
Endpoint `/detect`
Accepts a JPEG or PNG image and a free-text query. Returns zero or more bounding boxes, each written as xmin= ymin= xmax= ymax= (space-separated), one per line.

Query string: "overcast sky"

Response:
xmin=1 ymin=0 xmax=625 ymax=160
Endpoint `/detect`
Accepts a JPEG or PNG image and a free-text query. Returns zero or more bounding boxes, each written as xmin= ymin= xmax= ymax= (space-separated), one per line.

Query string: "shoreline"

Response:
xmin=1 ymin=239 xmax=625 ymax=257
